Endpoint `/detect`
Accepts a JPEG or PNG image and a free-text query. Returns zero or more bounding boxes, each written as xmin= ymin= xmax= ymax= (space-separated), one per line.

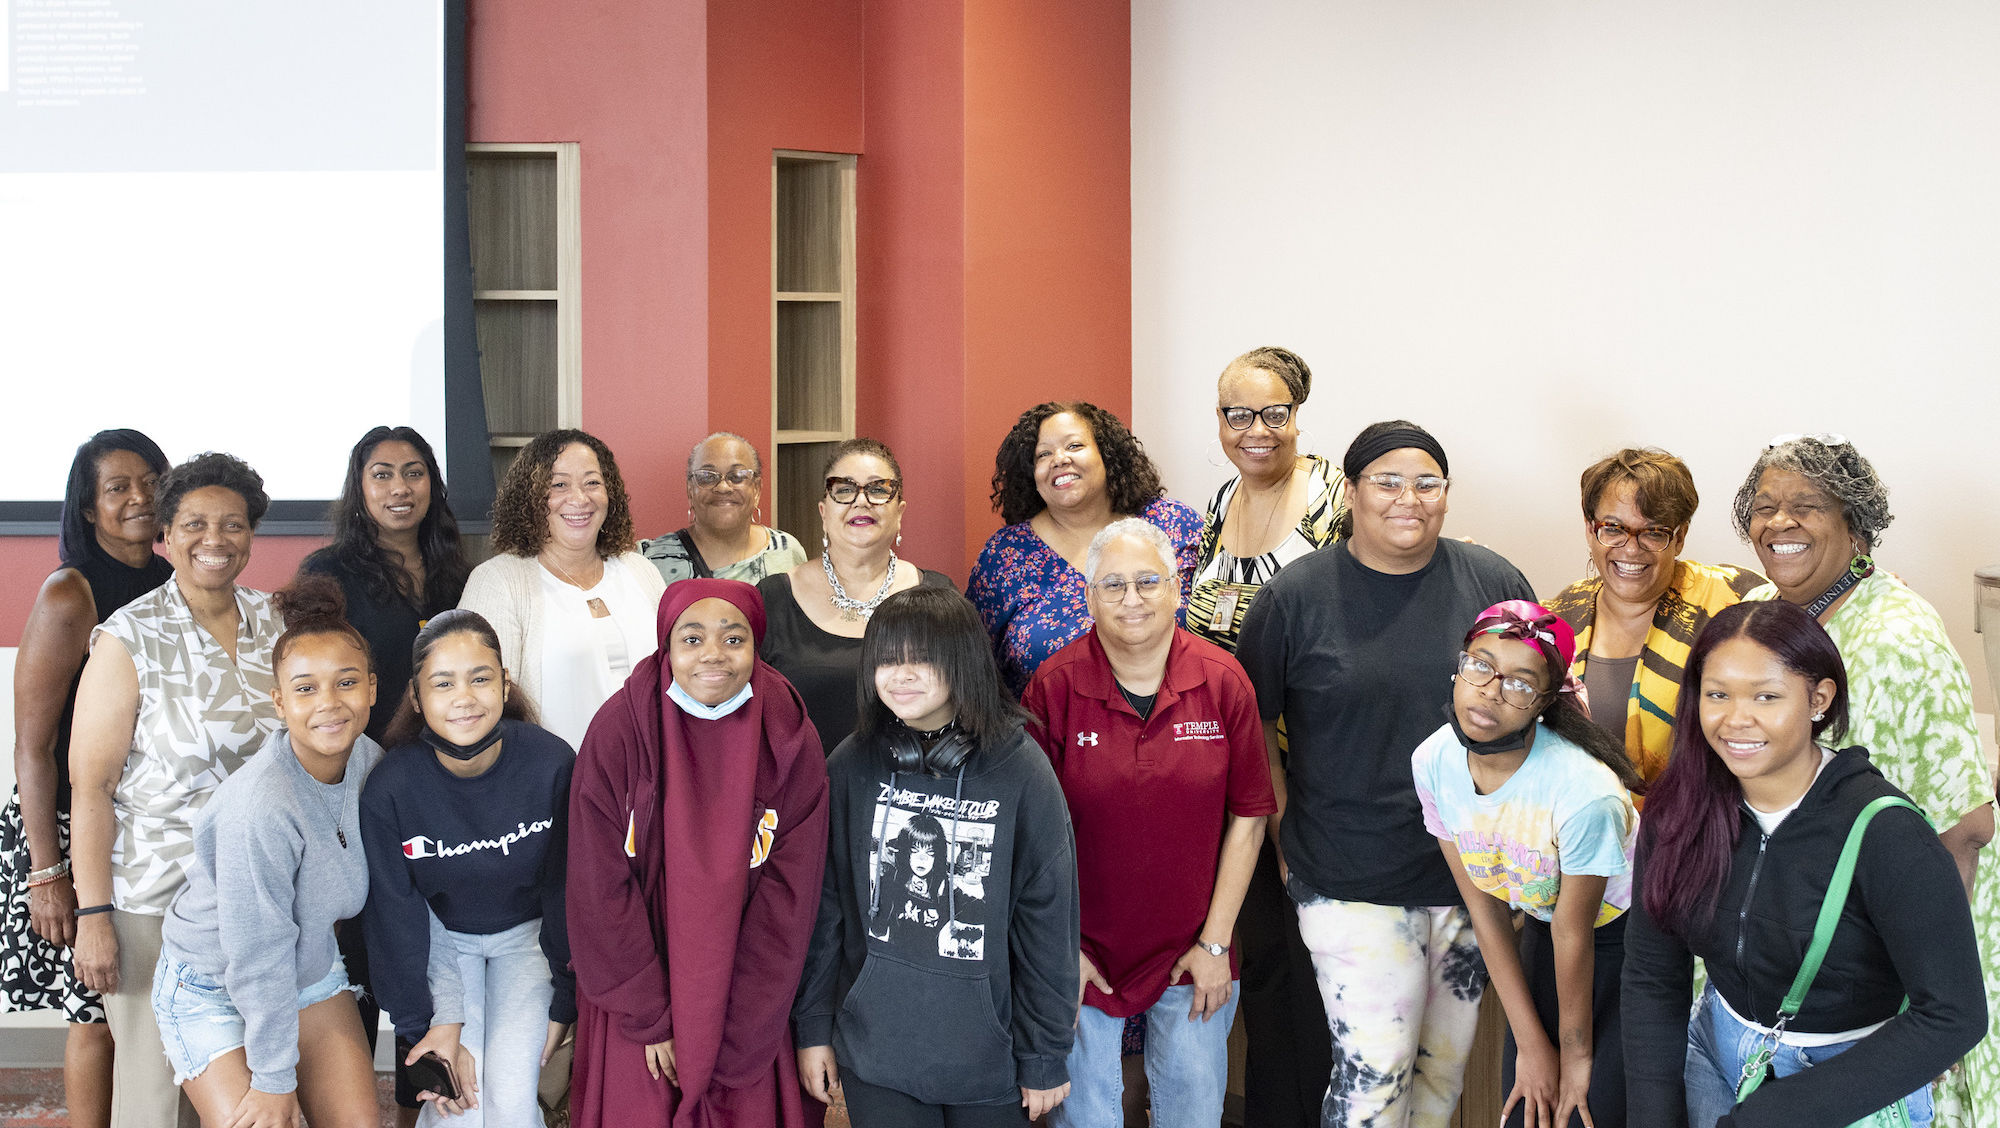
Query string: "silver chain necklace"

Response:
xmin=823 ymin=550 xmax=898 ymax=622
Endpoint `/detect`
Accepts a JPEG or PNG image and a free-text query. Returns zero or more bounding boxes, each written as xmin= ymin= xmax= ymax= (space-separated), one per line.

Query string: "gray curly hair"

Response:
xmin=1731 ymin=436 xmax=1893 ymax=550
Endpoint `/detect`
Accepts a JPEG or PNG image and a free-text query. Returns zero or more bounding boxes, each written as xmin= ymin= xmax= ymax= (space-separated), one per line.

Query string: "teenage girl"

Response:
xmin=1411 ymin=600 xmax=1644 ymax=1128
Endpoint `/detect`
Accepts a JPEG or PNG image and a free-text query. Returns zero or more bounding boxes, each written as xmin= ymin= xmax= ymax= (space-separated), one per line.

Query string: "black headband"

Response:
xmin=1343 ymin=426 xmax=1449 ymax=480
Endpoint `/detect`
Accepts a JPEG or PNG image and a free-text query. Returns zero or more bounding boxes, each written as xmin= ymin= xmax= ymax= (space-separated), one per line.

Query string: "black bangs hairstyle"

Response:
xmin=314 ymin=426 xmax=472 ymax=610
xmin=378 ymin=607 xmax=540 ymax=750
xmin=58 ymin=429 xmax=171 ymax=566
xmin=270 ymin=573 xmax=372 ymax=672
xmin=855 ymin=586 xmax=1027 ymax=750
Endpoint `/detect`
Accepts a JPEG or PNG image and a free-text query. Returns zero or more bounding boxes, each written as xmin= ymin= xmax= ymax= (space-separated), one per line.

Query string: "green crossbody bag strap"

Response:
xmin=1777 ymin=795 xmax=1923 ymax=1020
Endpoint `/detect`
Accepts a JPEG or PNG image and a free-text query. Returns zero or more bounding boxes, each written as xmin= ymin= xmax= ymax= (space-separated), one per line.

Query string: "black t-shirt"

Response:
xmin=301 ymin=549 xmax=461 ymax=742
xmin=1236 ymin=538 xmax=1533 ymax=907
xmin=756 ymin=568 xmax=954 ymax=755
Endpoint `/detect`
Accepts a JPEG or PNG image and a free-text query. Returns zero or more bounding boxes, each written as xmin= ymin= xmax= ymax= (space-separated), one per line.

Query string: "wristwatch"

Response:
xmin=1195 ymin=939 xmax=1228 ymax=957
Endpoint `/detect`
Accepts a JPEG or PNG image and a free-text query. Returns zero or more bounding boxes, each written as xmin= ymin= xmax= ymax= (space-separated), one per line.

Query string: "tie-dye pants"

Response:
xmin=1292 ymin=888 xmax=1485 ymax=1128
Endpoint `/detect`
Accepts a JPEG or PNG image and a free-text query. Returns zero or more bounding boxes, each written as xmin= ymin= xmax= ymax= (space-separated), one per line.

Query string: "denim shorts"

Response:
xmin=150 ymin=952 xmax=357 ymax=1084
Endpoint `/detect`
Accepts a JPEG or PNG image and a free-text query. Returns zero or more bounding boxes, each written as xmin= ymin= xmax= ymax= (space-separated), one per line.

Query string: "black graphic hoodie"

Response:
xmin=794 ymin=723 xmax=1079 ymax=1104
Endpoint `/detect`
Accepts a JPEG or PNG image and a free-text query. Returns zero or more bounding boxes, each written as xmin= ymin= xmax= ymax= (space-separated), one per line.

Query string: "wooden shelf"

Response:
xmin=489 ymin=434 xmax=538 ymax=448
xmin=771 ymin=151 xmax=857 ymax=546
xmin=475 ymin=289 xmax=560 ymax=301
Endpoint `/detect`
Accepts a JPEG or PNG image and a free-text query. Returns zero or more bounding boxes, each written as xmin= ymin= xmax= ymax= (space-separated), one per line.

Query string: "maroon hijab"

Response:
xmin=569 ymin=578 xmax=827 ymax=1127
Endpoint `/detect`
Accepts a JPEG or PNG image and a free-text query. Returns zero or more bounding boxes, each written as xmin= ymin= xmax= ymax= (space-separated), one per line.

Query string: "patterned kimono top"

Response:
xmin=1187 ymin=455 xmax=1346 ymax=653
xmin=1747 ymin=568 xmax=2000 ymax=1128
xmin=92 ymin=582 xmax=284 ymax=914
xmin=1544 ymin=559 xmax=1763 ymax=784
xmin=968 ymin=497 xmax=1202 ymax=698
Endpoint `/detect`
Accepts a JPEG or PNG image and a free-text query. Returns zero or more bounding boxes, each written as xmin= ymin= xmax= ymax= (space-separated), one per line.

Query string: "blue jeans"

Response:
xmin=1051 ymin=983 xmax=1240 ymax=1128
xmin=418 ymin=919 xmax=554 ymax=1128
xmin=1684 ymin=985 xmax=1933 ymax=1127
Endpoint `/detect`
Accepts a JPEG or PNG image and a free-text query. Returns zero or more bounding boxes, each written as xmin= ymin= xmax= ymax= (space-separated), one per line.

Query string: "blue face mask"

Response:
xmin=667 ymin=679 xmax=754 ymax=720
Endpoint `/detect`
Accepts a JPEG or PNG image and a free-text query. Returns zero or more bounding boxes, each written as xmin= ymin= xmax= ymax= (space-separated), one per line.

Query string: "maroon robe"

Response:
xmin=568 ymin=579 xmax=830 ymax=1128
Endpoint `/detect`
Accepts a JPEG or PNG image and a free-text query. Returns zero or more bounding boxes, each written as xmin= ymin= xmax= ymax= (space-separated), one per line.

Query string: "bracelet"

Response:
xmin=25 ymin=859 xmax=72 ymax=887
xmin=74 ymin=904 xmax=115 ymax=917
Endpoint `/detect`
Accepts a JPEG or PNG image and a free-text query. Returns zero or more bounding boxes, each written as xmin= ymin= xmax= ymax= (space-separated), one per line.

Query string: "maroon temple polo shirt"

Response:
xmin=1022 ymin=627 xmax=1276 ymax=1019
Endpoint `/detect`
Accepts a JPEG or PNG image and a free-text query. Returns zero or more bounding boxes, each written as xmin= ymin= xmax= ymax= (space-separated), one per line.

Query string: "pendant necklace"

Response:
xmin=546 ymin=554 xmax=610 ymax=618
xmin=825 ymin=550 xmax=898 ymax=622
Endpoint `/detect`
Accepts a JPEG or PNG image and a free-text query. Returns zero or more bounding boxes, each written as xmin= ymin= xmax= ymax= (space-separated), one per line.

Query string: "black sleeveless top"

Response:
xmin=52 ymin=543 xmax=173 ymax=810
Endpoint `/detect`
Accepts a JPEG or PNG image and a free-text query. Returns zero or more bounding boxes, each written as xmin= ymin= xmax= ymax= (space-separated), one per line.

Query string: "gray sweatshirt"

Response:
xmin=161 ymin=729 xmax=386 ymax=1093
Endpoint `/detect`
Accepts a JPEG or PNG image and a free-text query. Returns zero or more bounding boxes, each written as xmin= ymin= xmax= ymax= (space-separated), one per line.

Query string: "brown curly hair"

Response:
xmin=988 ymin=402 xmax=1166 ymax=526
xmin=489 ymin=429 xmax=636 ymax=558
xmin=1579 ymin=447 xmax=1699 ymax=530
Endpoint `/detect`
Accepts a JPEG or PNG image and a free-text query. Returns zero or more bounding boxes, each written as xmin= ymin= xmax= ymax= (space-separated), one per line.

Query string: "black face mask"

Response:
xmin=1442 ymin=701 xmax=1536 ymax=757
xmin=419 ymin=718 xmax=507 ymax=762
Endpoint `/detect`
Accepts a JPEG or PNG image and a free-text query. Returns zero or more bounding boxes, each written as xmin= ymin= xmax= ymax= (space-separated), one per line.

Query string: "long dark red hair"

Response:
xmin=1639 ymin=600 xmax=1849 ymax=936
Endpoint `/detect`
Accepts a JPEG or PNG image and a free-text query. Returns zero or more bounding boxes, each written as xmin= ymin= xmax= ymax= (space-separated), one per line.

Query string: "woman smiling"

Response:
xmin=461 ymin=429 xmax=667 ymax=749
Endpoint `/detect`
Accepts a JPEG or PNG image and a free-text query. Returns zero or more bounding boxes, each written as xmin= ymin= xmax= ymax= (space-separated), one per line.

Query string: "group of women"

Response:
xmin=0 ymin=342 xmax=1991 ymax=1128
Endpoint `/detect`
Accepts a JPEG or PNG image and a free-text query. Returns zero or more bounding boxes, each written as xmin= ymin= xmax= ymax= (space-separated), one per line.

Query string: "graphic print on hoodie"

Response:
xmin=866 ymin=780 xmax=999 ymax=962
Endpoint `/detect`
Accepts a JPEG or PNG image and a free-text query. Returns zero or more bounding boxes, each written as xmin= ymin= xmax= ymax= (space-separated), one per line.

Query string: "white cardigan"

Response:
xmin=457 ymin=551 xmax=667 ymax=720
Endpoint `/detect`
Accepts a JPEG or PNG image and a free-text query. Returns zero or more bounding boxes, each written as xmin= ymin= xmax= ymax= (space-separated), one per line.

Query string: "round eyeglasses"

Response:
xmin=1455 ymin=651 xmax=1544 ymax=709
xmin=1090 ymin=573 xmax=1169 ymax=602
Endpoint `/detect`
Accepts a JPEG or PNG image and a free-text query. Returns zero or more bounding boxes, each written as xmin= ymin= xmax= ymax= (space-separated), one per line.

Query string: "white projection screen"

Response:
xmin=1 ymin=0 xmax=486 ymax=529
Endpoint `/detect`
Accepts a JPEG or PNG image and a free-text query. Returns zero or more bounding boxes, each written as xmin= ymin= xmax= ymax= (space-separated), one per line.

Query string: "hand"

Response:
xmin=1022 ymin=1083 xmax=1070 ymax=1119
xmin=27 ymin=875 xmax=78 ymax=948
xmin=1076 ymin=951 xmax=1113 ymax=1017
xmin=1501 ymin=1035 xmax=1559 ymax=1128
xmin=540 ymin=1021 xmax=571 ymax=1067
xmin=71 ymin=913 xmax=119 ymax=995
xmin=406 ymin=1024 xmax=480 ymax=1116
xmin=1556 ymin=1045 xmax=1596 ymax=1128
xmin=797 ymin=1045 xmax=840 ymax=1105
xmin=221 ymin=1086 xmax=302 ymax=1128
xmin=646 ymin=1039 xmax=678 ymax=1087
xmin=1167 ymin=944 xmax=1233 ymax=1022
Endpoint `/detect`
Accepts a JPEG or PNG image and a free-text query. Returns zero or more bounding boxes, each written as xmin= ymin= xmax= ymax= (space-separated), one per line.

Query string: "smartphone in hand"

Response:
xmin=407 ymin=1051 xmax=461 ymax=1101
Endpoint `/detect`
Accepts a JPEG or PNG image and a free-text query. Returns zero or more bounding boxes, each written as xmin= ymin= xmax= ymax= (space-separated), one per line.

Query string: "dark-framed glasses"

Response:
xmin=1091 ymin=573 xmax=1168 ymax=602
xmin=1361 ymin=472 xmax=1447 ymax=500
xmin=1455 ymin=651 xmax=1543 ymax=709
xmin=1591 ymin=519 xmax=1678 ymax=552
xmin=826 ymin=476 xmax=902 ymax=505
xmin=1219 ymin=403 xmax=1295 ymax=430
xmin=691 ymin=467 xmax=760 ymax=490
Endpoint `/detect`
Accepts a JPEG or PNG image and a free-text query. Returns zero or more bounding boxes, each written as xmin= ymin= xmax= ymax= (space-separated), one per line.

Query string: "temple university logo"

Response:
xmin=750 ymin=808 xmax=780 ymax=868
xmin=1076 ymin=732 xmax=1099 ymax=747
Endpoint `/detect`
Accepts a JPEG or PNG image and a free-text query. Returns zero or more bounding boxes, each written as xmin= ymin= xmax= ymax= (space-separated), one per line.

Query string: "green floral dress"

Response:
xmin=1750 ymin=572 xmax=1997 ymax=1128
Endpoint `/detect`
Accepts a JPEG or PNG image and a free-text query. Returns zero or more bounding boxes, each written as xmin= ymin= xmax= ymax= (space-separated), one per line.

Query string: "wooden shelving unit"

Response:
xmin=466 ymin=143 xmax=582 ymax=490
xmin=771 ymin=151 xmax=857 ymax=544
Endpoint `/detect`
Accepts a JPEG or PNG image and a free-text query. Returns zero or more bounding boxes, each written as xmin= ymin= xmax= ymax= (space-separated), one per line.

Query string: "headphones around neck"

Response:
xmin=887 ymin=721 xmax=975 ymax=775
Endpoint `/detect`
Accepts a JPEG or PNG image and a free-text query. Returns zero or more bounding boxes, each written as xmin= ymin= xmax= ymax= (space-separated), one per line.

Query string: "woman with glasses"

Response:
xmin=460 ymin=429 xmax=667 ymax=749
xmin=1734 ymin=434 xmax=1999 ymax=1128
xmin=1184 ymin=348 xmax=1345 ymax=1128
xmin=757 ymin=439 xmax=952 ymax=753
xmin=1541 ymin=449 xmax=1762 ymax=786
xmin=969 ymin=402 xmax=1200 ymax=698
xmin=1236 ymin=421 xmax=1535 ymax=1128
xmin=639 ymin=432 xmax=805 ymax=586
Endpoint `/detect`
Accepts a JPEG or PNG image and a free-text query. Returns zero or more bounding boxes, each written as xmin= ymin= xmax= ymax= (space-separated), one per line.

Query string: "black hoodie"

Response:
xmin=793 ymin=723 xmax=1079 ymax=1105
xmin=1623 ymin=746 xmax=1985 ymax=1128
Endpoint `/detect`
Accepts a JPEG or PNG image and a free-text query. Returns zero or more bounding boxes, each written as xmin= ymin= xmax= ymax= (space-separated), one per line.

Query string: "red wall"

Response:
xmin=2 ymin=0 xmax=1133 ymax=644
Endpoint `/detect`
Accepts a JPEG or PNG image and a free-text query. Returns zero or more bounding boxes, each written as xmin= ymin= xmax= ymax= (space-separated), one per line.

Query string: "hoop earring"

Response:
xmin=1206 ymin=438 xmax=1229 ymax=470
xmin=895 ymin=533 xmax=903 ymax=549
xmin=1296 ymin=427 xmax=1315 ymax=458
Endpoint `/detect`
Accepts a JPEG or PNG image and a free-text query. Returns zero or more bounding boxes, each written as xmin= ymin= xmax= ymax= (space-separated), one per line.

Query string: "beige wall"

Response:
xmin=1131 ymin=1 xmax=2000 ymax=717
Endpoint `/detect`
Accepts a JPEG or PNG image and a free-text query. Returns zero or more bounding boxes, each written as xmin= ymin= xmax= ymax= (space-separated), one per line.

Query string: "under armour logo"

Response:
xmin=1077 ymin=732 xmax=1099 ymax=746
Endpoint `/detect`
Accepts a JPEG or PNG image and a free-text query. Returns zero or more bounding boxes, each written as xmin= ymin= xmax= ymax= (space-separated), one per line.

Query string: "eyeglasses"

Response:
xmin=825 ymin=477 xmax=902 ymax=505
xmin=1219 ymin=404 xmax=1295 ymax=430
xmin=1591 ymin=519 xmax=1679 ymax=553
xmin=1456 ymin=651 xmax=1544 ymax=709
xmin=1360 ymin=472 xmax=1448 ymax=500
xmin=1765 ymin=432 xmax=1849 ymax=451
xmin=1091 ymin=573 xmax=1168 ymax=602
xmin=691 ymin=468 xmax=759 ymax=490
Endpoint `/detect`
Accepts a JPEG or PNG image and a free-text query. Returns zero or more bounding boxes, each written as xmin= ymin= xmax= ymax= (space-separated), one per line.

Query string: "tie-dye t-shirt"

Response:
xmin=1412 ymin=721 xmax=1637 ymax=926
